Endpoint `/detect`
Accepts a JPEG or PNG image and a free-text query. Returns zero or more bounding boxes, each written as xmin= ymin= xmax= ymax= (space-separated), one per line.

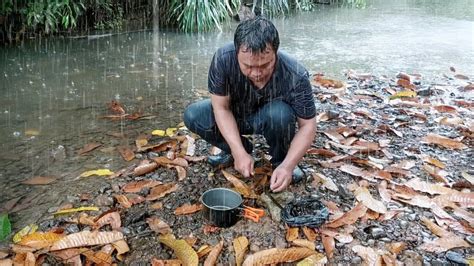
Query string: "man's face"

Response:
xmin=237 ymin=44 xmax=276 ymax=85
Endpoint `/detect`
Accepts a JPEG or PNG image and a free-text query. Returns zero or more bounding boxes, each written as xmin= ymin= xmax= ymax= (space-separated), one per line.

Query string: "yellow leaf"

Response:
xmin=51 ymin=231 xmax=124 ymax=251
xmin=112 ymin=239 xmax=129 ymax=261
xmin=389 ymin=90 xmax=417 ymax=100
xmin=25 ymin=129 xmax=40 ymax=136
xmin=13 ymin=224 xmax=38 ymax=243
xmin=54 ymin=206 xmax=99 ymax=216
xmin=19 ymin=231 xmax=64 ymax=249
xmin=204 ymin=240 xmax=224 ymax=266
xmin=166 ymin=128 xmax=178 ymax=137
xmin=159 ymin=234 xmax=198 ymax=266
xmin=233 ymin=236 xmax=249 ymax=266
xmin=152 ymin=129 xmax=166 ymax=136
xmin=79 ymin=169 xmax=114 ymax=178
xmin=296 ymin=253 xmax=327 ymax=266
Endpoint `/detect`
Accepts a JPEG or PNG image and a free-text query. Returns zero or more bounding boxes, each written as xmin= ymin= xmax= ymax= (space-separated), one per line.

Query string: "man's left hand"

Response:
xmin=270 ymin=165 xmax=292 ymax=192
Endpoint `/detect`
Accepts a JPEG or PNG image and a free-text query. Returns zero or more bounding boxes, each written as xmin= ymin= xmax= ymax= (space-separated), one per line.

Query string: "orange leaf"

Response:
xmin=50 ymin=231 xmax=123 ymax=251
xmin=122 ymin=179 xmax=162 ymax=193
xmin=422 ymin=156 xmax=446 ymax=169
xmin=107 ymin=100 xmax=126 ymax=114
xmin=405 ymin=178 xmax=455 ymax=195
xmin=325 ymin=203 xmax=367 ymax=228
xmin=203 ymin=240 xmax=224 ymax=266
xmin=126 ymin=193 xmax=145 ymax=205
xmin=321 ymin=233 xmax=334 ymax=259
xmin=422 ymin=164 xmax=449 ymax=183
xmin=422 ymin=133 xmax=467 ymax=150
xmin=133 ymin=160 xmax=159 ymax=176
xmin=352 ymin=245 xmax=382 ymax=265
xmin=159 ymin=234 xmax=198 ymax=266
xmin=203 ymin=224 xmax=221 ymax=235
xmin=388 ymin=242 xmax=407 ymax=255
xmin=94 ymin=211 xmax=121 ymax=230
xmin=355 ymin=187 xmax=387 ymax=214
xmin=233 ymin=236 xmax=249 ymax=266
xmin=197 ymin=245 xmax=213 ymax=258
xmin=78 ymin=143 xmax=102 ymax=155
xmin=242 ymin=247 xmax=316 ymax=266
xmin=19 ymin=232 xmax=64 ymax=249
xmin=174 ymin=203 xmax=203 ymax=215
xmin=222 ymin=170 xmax=257 ymax=199
xmin=306 ymin=148 xmax=337 ymax=157
xmin=285 ymin=227 xmax=299 ymax=242
xmin=146 ymin=217 xmax=172 ymax=235
xmin=117 ymin=146 xmax=135 ymax=161
xmin=433 ymin=105 xmax=457 ymax=113
xmin=112 ymin=239 xmax=129 ymax=261
xmin=146 ymin=183 xmax=179 ymax=201
xmin=292 ymin=239 xmax=315 ymax=251
xmin=152 ymin=156 xmax=188 ymax=167
xmin=302 ymin=227 xmax=318 ymax=242
xmin=22 ymin=176 xmax=57 ymax=185
xmin=151 ymin=258 xmax=182 ymax=266
xmin=114 ymin=194 xmax=132 ymax=208
xmin=173 ymin=166 xmax=187 ymax=181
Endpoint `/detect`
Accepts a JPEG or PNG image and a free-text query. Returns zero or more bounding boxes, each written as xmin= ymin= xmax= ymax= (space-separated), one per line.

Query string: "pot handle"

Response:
xmin=242 ymin=205 xmax=265 ymax=223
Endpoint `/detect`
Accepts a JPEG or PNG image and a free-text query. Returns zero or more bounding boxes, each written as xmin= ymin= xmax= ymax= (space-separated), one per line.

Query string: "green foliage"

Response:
xmin=338 ymin=0 xmax=367 ymax=9
xmin=86 ymin=0 xmax=123 ymax=30
xmin=294 ymin=0 xmax=315 ymax=11
xmin=260 ymin=0 xmax=290 ymax=17
xmin=24 ymin=0 xmax=85 ymax=33
xmin=0 ymin=213 xmax=11 ymax=241
xmin=165 ymin=0 xmax=240 ymax=32
xmin=0 ymin=0 xmax=14 ymax=16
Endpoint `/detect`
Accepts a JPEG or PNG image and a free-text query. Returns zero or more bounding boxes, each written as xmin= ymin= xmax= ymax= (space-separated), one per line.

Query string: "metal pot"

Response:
xmin=200 ymin=188 xmax=264 ymax=228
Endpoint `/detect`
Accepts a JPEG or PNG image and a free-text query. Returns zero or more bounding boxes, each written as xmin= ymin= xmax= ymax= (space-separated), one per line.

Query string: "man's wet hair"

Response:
xmin=234 ymin=16 xmax=280 ymax=54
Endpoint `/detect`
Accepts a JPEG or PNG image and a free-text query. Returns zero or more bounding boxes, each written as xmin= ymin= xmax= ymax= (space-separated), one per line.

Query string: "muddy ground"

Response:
xmin=0 ymin=71 xmax=473 ymax=265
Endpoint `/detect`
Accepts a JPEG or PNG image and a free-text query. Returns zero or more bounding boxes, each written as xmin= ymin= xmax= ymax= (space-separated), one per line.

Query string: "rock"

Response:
xmin=351 ymin=256 xmax=362 ymax=264
xmin=95 ymin=195 xmax=113 ymax=207
xmin=399 ymin=220 xmax=408 ymax=229
xmin=275 ymin=236 xmax=286 ymax=249
xmin=402 ymin=250 xmax=423 ymax=266
xmin=367 ymin=239 xmax=375 ymax=246
xmin=65 ymin=224 xmax=80 ymax=234
xmin=446 ymin=251 xmax=468 ymax=265
xmin=466 ymin=235 xmax=474 ymax=245
xmin=364 ymin=225 xmax=386 ymax=239
xmin=258 ymin=192 xmax=294 ymax=223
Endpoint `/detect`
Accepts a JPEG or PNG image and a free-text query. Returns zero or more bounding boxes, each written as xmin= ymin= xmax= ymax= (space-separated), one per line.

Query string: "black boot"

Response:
xmin=207 ymin=151 xmax=233 ymax=168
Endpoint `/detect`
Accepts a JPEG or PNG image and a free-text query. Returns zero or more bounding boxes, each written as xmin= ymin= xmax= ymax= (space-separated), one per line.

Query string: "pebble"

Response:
xmin=351 ymin=256 xmax=362 ymax=264
xmin=364 ymin=226 xmax=386 ymax=239
xmin=367 ymin=239 xmax=375 ymax=246
xmin=95 ymin=195 xmax=114 ymax=207
xmin=407 ymin=213 xmax=417 ymax=221
xmin=466 ymin=235 xmax=474 ymax=245
xmin=400 ymin=220 xmax=408 ymax=229
xmin=65 ymin=224 xmax=80 ymax=234
xmin=446 ymin=251 xmax=467 ymax=265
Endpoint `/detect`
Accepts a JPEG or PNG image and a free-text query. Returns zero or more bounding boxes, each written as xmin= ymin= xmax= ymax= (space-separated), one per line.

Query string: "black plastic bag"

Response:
xmin=281 ymin=197 xmax=329 ymax=228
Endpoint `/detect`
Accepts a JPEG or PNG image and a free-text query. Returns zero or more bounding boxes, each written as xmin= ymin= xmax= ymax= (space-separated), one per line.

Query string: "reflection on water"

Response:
xmin=0 ymin=0 xmax=472 ymax=223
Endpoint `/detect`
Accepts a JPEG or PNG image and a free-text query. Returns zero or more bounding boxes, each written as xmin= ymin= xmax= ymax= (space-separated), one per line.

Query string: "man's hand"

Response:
xmin=233 ymin=151 xmax=254 ymax=178
xmin=270 ymin=165 xmax=293 ymax=192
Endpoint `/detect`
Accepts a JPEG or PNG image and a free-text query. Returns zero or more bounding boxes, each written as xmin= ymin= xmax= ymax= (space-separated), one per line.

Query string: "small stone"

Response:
xmin=351 ymin=256 xmax=362 ymax=264
xmin=446 ymin=251 xmax=467 ymax=265
xmin=466 ymin=235 xmax=474 ymax=245
xmin=47 ymin=206 xmax=59 ymax=213
xmin=65 ymin=224 xmax=80 ymax=234
xmin=364 ymin=226 xmax=386 ymax=239
xmin=400 ymin=220 xmax=408 ymax=229
xmin=367 ymin=239 xmax=375 ymax=246
xmin=407 ymin=213 xmax=417 ymax=221
xmin=95 ymin=195 xmax=113 ymax=207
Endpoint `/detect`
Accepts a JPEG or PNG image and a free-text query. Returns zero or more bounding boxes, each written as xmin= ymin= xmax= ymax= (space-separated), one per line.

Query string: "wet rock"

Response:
xmin=407 ymin=213 xmax=417 ymax=221
xmin=99 ymin=184 xmax=111 ymax=194
xmin=250 ymin=242 xmax=260 ymax=252
xmin=446 ymin=251 xmax=468 ymax=265
xmin=275 ymin=236 xmax=286 ymax=249
xmin=367 ymin=239 xmax=375 ymax=246
xmin=47 ymin=206 xmax=59 ymax=213
xmin=66 ymin=195 xmax=80 ymax=202
xmin=95 ymin=195 xmax=113 ymax=207
xmin=364 ymin=225 xmax=386 ymax=239
xmin=400 ymin=220 xmax=408 ymax=229
xmin=351 ymin=256 xmax=362 ymax=264
xmin=402 ymin=250 xmax=423 ymax=266
xmin=466 ymin=235 xmax=474 ymax=245
xmin=65 ymin=224 xmax=80 ymax=234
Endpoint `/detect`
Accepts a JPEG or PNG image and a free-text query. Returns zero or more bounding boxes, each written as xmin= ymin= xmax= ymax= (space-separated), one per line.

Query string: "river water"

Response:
xmin=0 ymin=0 xmax=473 ymax=226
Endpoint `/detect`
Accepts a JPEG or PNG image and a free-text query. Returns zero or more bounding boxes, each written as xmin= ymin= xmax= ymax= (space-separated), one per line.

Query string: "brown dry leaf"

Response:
xmin=334 ymin=232 xmax=354 ymax=244
xmin=184 ymin=236 xmax=197 ymax=247
xmin=233 ymin=236 xmax=249 ymax=266
xmin=146 ymin=217 xmax=172 ymax=234
xmin=133 ymin=160 xmax=159 ymax=176
xmin=405 ymin=178 xmax=455 ymax=195
xmin=203 ymin=224 xmax=221 ymax=235
xmin=296 ymin=253 xmax=328 ymax=266
xmin=306 ymin=148 xmax=337 ymax=157
xmin=438 ymin=116 xmax=464 ymax=126
xmin=183 ymin=155 xmax=207 ymax=162
xmin=316 ymin=112 xmax=330 ymax=122
xmin=159 ymin=234 xmax=199 ymax=266
xmin=95 ymin=211 xmax=121 ymax=230
xmin=321 ymin=234 xmax=335 ymax=259
xmin=423 ymin=164 xmax=449 ymax=183
xmin=420 ymin=236 xmax=470 ymax=253
xmin=433 ymin=192 xmax=474 ymax=208
xmin=286 ymin=227 xmax=299 ymax=242
xmin=112 ymin=239 xmax=130 ymax=261
xmin=19 ymin=231 xmax=64 ymax=249
xmin=352 ymin=245 xmax=382 ymax=266
xmin=114 ymin=194 xmax=132 ymax=208
xmin=78 ymin=143 xmax=102 ymax=155
xmin=421 ymin=217 xmax=451 ymax=237
xmin=22 ymin=176 xmax=57 ymax=185
xmin=355 ymin=187 xmax=387 ymax=214
xmin=302 ymin=227 xmax=318 ymax=242
xmin=173 ymin=166 xmax=187 ymax=181
xmin=152 ymin=156 xmax=189 ymax=168
xmin=146 ymin=183 xmax=179 ymax=201
xmin=421 ymin=133 xmax=467 ymax=150
xmin=313 ymin=173 xmax=338 ymax=192
xmin=180 ymin=135 xmax=196 ymax=157
xmin=325 ymin=203 xmax=367 ymax=228
xmin=50 ymin=230 xmax=123 ymax=251
xmin=242 ymin=247 xmax=316 ymax=266
xmin=0 ymin=259 xmax=12 ymax=265
xmin=197 ymin=245 xmax=213 ymax=258
xmin=151 ymin=258 xmax=183 ymax=266
xmin=339 ymin=164 xmax=375 ymax=182
xmin=82 ymin=249 xmax=113 ymax=264
xmin=388 ymin=242 xmax=407 ymax=255
xmin=174 ymin=203 xmax=203 ymax=215
xmin=422 ymin=156 xmax=446 ymax=169
xmin=127 ymin=193 xmax=146 ymax=205
xmin=322 ymin=129 xmax=345 ymax=143
xmin=203 ymin=240 xmax=224 ymax=266
xmin=434 ymin=105 xmax=457 ymax=113
xmin=292 ymin=239 xmax=316 ymax=251
xmin=321 ymin=200 xmax=343 ymax=216
xmin=378 ymin=181 xmax=392 ymax=203
xmin=122 ymin=179 xmax=162 ymax=193
xmin=222 ymin=170 xmax=257 ymax=198
xmin=117 ymin=146 xmax=135 ymax=161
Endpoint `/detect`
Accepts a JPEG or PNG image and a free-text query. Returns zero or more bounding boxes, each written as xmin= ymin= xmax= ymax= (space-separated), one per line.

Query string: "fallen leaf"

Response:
xmin=307 ymin=148 xmax=337 ymax=157
xmin=126 ymin=194 xmax=145 ymax=205
xmin=19 ymin=231 xmax=63 ymax=249
xmin=233 ymin=236 xmax=249 ymax=266
xmin=147 ymin=217 xmax=172 ymax=235
xmin=159 ymin=234 xmax=198 ymax=266
xmin=151 ymin=258 xmax=182 ymax=266
xmin=421 ymin=133 xmax=467 ymax=150
xmin=321 ymin=234 xmax=334 ymax=259
xmin=204 ymin=240 xmax=224 ymax=266
xmin=50 ymin=230 xmax=123 ymax=251
xmin=13 ymin=224 xmax=38 ymax=243
xmin=197 ymin=245 xmax=213 ymax=258
xmin=454 ymin=74 xmax=469 ymax=80
xmin=173 ymin=166 xmax=187 ymax=181
xmin=322 ymin=129 xmax=344 ymax=143
xmin=339 ymin=164 xmax=374 ymax=181
xmin=153 ymin=157 xmax=189 ymax=168
xmin=114 ymin=194 xmax=132 ymax=208
xmin=22 ymin=176 xmax=56 ymax=185
xmin=53 ymin=206 xmax=99 ymax=216
xmin=222 ymin=170 xmax=257 ymax=198
xmin=433 ymin=105 xmax=457 ymax=113
xmin=151 ymin=129 xmax=166 ymax=136
xmin=133 ymin=160 xmax=159 ymax=176
xmin=286 ymin=227 xmax=299 ymax=242
xmin=146 ymin=183 xmax=179 ymax=201
xmin=302 ymin=227 xmax=318 ymax=242
xmin=292 ymin=239 xmax=316 ymax=251
xmin=242 ymin=247 xmax=316 ymax=266
xmin=296 ymin=253 xmax=328 ymax=266
xmin=122 ymin=179 xmax=162 ymax=193
xmin=95 ymin=211 xmax=121 ymax=230
xmin=433 ymin=192 xmax=474 ymax=208
xmin=422 ymin=156 xmax=446 ymax=169
xmin=79 ymin=169 xmax=114 ymax=178
xmin=388 ymin=242 xmax=407 ymax=255
xmin=107 ymin=100 xmax=125 ymax=114
xmin=355 ymin=187 xmax=387 ymax=214
xmin=313 ymin=173 xmax=338 ymax=192
xmin=78 ymin=143 xmax=102 ymax=155
xmin=461 ymin=171 xmax=474 ymax=184
xmin=325 ymin=203 xmax=367 ymax=228
xmin=405 ymin=178 xmax=455 ymax=195
xmin=180 ymin=135 xmax=196 ymax=156
xmin=389 ymin=90 xmax=416 ymax=100
xmin=420 ymin=236 xmax=470 ymax=253
xmin=423 ymin=164 xmax=449 ymax=183
xmin=117 ymin=146 xmax=135 ymax=161
xmin=174 ymin=204 xmax=203 ymax=215
xmin=352 ymin=245 xmax=382 ymax=265
xmin=203 ymin=224 xmax=221 ymax=235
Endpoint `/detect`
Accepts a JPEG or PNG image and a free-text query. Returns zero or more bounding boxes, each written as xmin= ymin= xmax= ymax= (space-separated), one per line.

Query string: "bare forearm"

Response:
xmin=279 ymin=119 xmax=316 ymax=170
xmin=214 ymin=109 xmax=246 ymax=155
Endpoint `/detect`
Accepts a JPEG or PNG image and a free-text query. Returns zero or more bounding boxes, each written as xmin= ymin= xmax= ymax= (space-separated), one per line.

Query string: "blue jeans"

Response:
xmin=183 ymin=99 xmax=296 ymax=165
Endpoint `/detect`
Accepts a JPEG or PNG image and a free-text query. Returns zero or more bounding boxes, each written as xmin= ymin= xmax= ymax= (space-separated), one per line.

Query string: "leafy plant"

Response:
xmin=0 ymin=213 xmax=11 ymax=241
xmin=0 ymin=0 xmax=14 ymax=16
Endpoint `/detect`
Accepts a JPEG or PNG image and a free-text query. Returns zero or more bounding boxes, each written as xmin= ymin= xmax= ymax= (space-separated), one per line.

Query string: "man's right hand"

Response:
xmin=232 ymin=151 xmax=254 ymax=178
